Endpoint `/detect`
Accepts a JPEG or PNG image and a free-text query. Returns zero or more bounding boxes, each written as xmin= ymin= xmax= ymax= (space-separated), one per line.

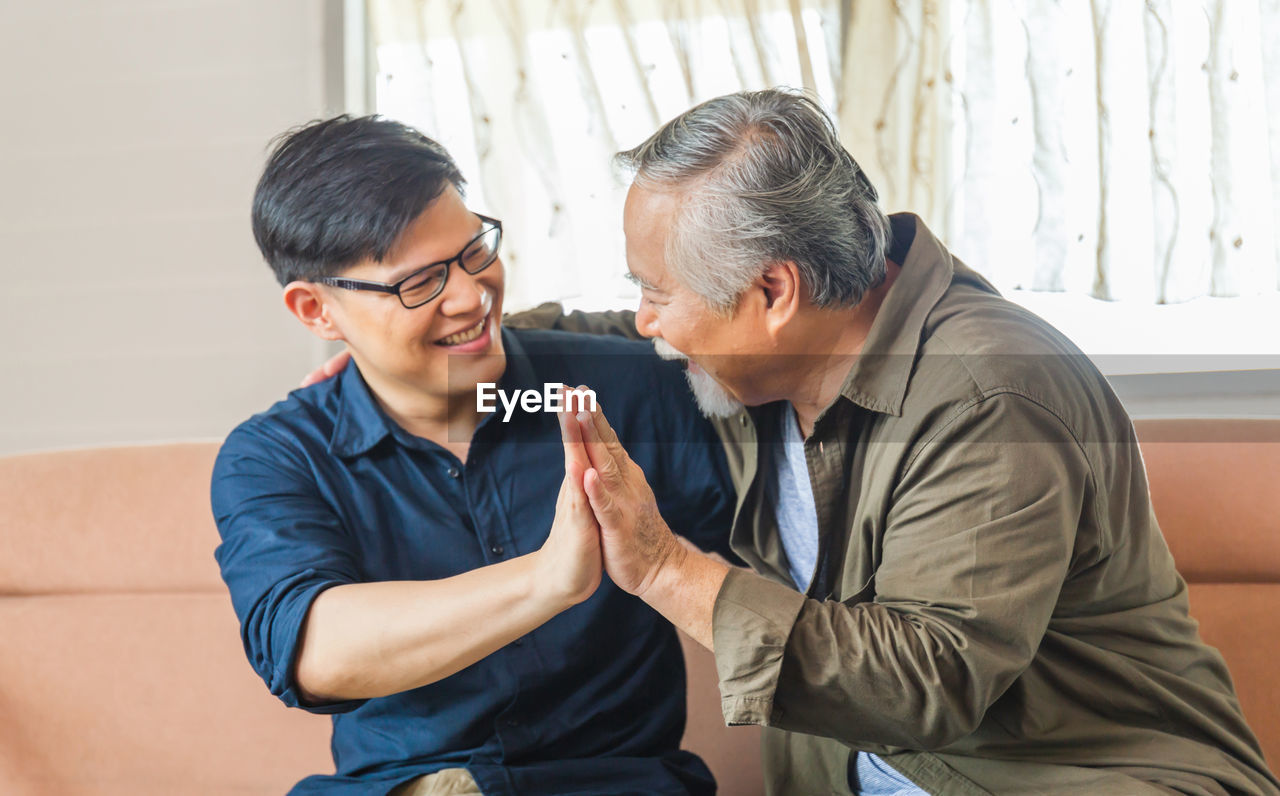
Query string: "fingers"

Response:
xmin=558 ymin=387 xmax=592 ymax=479
xmin=555 ymin=468 xmax=571 ymax=510
xmin=326 ymin=352 xmax=347 ymax=377
xmin=581 ymin=399 xmax=625 ymax=456
xmin=583 ymin=467 xmax=620 ymax=523
xmin=558 ymin=456 xmax=595 ymax=532
xmin=575 ymin=401 xmax=627 ymax=485
xmin=566 ymin=471 xmax=592 ymax=516
xmin=300 ymin=350 xmax=351 ymax=388
xmin=577 ymin=417 xmax=616 ymax=484
xmin=595 ymin=406 xmax=625 ymax=453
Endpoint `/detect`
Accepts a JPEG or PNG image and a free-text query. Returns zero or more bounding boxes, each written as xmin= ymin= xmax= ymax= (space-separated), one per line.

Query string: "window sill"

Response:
xmin=1006 ymin=291 xmax=1280 ymax=375
xmin=1007 ymin=291 xmax=1280 ymax=418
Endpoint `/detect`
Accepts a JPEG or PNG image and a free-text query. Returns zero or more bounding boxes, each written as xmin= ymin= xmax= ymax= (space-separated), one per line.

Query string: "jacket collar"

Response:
xmin=835 ymin=213 xmax=963 ymax=417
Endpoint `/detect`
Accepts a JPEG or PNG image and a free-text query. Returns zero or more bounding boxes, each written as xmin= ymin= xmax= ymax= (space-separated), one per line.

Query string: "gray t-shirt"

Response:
xmin=769 ymin=406 xmax=820 ymax=592
xmin=770 ymin=407 xmax=928 ymax=796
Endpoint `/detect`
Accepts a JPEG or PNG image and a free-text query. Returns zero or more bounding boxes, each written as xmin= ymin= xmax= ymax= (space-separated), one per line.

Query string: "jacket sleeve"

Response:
xmin=711 ymin=392 xmax=1088 ymax=750
xmin=504 ymin=302 xmax=643 ymax=340
xmin=210 ymin=426 xmax=367 ymax=714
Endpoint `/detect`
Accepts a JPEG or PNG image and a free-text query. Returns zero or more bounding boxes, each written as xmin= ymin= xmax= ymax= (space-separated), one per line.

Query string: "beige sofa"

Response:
xmin=0 ymin=418 xmax=1275 ymax=794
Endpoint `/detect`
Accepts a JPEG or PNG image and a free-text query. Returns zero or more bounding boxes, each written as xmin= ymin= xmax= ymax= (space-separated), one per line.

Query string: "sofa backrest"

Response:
xmin=0 ymin=420 xmax=1275 ymax=793
xmin=1132 ymin=418 xmax=1280 ymax=771
xmin=0 ymin=443 xmax=331 ymax=795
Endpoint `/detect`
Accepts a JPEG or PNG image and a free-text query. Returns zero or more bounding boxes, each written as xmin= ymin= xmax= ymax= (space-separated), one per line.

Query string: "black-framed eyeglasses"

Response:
xmin=319 ymin=214 xmax=503 ymax=309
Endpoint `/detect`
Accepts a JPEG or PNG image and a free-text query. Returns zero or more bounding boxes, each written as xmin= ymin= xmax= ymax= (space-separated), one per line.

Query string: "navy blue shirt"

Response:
xmin=212 ymin=328 xmax=736 ymax=796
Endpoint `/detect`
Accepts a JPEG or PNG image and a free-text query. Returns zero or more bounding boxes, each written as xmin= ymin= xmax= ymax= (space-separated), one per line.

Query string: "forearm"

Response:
xmin=295 ymin=550 xmax=569 ymax=702
xmin=638 ymin=543 xmax=729 ymax=651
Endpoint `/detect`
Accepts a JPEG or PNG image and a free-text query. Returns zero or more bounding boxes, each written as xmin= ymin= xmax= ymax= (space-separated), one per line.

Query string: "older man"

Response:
xmin=538 ymin=90 xmax=1279 ymax=794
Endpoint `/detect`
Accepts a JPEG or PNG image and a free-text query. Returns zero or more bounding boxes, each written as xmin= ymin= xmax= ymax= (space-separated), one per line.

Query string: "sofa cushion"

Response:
xmin=1187 ymin=583 xmax=1280 ymax=772
xmin=0 ymin=592 xmax=331 ymax=795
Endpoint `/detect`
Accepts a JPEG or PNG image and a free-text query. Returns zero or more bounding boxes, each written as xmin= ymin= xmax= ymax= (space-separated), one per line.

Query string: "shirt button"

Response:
xmin=446 ymin=465 xmax=461 ymax=479
xmin=490 ymin=544 xmax=504 ymax=556
xmin=503 ymin=718 xmax=520 ymax=727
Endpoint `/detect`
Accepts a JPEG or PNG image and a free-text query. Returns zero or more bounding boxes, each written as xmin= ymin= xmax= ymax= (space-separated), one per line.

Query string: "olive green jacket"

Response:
xmin=509 ymin=215 xmax=1278 ymax=795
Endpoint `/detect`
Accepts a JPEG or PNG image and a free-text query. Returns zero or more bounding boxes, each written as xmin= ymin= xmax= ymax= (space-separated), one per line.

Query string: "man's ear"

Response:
xmin=283 ymin=281 xmax=345 ymax=341
xmin=757 ymin=261 xmax=801 ymax=338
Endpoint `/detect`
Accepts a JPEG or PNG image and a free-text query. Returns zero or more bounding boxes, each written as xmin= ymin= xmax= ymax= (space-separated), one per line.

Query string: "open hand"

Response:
xmin=534 ymin=389 xmax=604 ymax=607
xmin=574 ymin=400 xmax=681 ymax=597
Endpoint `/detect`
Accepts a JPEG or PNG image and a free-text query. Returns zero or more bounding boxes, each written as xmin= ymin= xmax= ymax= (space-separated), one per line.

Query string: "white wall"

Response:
xmin=0 ymin=1 xmax=341 ymax=455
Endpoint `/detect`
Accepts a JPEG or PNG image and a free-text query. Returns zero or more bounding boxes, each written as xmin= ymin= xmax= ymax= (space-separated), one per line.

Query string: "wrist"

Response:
xmin=634 ymin=537 xmax=729 ymax=650
xmin=525 ymin=550 xmax=580 ymax=614
xmin=634 ymin=528 xmax=689 ymax=601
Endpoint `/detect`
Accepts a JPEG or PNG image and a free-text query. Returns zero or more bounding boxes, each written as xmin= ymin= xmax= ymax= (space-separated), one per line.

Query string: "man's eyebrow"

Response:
xmin=387 ymin=260 xmax=440 ymax=283
xmin=388 ymin=221 xmax=486 ymax=282
xmin=625 ymin=271 xmax=661 ymax=291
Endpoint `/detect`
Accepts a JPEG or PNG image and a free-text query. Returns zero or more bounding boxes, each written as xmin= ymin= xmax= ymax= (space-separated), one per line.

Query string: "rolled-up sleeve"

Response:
xmin=211 ymin=426 xmax=367 ymax=714
xmin=712 ymin=392 xmax=1089 ymax=749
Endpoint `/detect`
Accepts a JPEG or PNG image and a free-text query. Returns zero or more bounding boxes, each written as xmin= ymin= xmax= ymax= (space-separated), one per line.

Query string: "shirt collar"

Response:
xmin=327 ymin=326 xmax=537 ymax=458
xmin=836 ymin=213 xmax=986 ymax=417
xmin=327 ymin=358 xmax=396 ymax=458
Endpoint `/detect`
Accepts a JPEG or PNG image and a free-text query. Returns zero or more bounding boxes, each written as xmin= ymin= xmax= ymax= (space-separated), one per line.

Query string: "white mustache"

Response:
xmin=652 ymin=337 xmax=687 ymax=362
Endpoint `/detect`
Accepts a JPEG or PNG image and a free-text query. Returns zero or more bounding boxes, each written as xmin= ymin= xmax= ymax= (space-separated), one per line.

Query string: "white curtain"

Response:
xmin=369 ymin=0 xmax=1280 ymax=309
xmin=841 ymin=0 xmax=1280 ymax=303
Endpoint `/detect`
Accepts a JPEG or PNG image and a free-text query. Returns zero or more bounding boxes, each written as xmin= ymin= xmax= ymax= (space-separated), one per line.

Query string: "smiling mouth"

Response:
xmin=435 ymin=315 xmax=488 ymax=346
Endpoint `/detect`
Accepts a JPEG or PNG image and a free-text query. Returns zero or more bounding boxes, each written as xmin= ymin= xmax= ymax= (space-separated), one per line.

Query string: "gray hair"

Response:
xmin=615 ymin=88 xmax=891 ymax=313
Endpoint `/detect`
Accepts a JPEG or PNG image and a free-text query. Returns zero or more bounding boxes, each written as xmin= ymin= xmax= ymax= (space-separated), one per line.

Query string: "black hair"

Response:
xmin=251 ymin=115 xmax=466 ymax=285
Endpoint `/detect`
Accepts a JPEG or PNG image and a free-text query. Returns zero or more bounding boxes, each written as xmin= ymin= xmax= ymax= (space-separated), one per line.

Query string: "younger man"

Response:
xmin=212 ymin=116 xmax=733 ymax=795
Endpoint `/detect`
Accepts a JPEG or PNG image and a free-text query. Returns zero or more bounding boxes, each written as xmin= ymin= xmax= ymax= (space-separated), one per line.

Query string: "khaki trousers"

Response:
xmin=390 ymin=768 xmax=483 ymax=796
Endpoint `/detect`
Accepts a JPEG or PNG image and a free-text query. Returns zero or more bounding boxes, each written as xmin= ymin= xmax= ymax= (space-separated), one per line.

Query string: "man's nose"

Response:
xmin=635 ymin=303 xmax=660 ymax=338
xmin=437 ymin=265 xmax=487 ymax=316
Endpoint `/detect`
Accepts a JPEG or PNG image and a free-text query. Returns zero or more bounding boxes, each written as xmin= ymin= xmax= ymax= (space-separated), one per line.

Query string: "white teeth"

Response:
xmin=438 ymin=317 xmax=486 ymax=346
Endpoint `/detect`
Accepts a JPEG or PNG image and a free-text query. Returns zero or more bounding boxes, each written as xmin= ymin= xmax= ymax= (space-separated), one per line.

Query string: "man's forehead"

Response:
xmin=382 ymin=193 xmax=479 ymax=269
xmin=624 ymin=239 xmax=670 ymax=291
xmin=624 ymin=182 xmax=683 ymax=223
xmin=624 ymin=184 xmax=681 ymax=286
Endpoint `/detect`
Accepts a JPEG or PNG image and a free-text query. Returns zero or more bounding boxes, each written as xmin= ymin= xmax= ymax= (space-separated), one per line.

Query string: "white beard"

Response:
xmin=652 ymin=337 xmax=746 ymax=419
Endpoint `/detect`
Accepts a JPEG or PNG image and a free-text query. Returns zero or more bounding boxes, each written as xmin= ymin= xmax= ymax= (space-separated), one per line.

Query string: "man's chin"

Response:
xmin=684 ymin=367 xmax=746 ymax=419
xmin=443 ymin=349 xmax=507 ymax=398
xmin=652 ymin=337 xmax=744 ymax=418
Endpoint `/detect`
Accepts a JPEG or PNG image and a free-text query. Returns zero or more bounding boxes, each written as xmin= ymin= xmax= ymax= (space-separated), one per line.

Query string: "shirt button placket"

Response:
xmin=469 ymin=468 xmax=513 ymax=564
